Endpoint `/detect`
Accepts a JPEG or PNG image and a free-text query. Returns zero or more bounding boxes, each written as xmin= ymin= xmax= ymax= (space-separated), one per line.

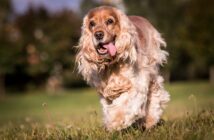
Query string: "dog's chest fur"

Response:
xmin=98 ymin=63 xmax=150 ymax=102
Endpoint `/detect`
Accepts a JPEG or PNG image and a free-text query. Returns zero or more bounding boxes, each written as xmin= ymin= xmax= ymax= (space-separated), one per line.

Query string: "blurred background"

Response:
xmin=0 ymin=0 xmax=213 ymax=127
xmin=0 ymin=0 xmax=213 ymax=95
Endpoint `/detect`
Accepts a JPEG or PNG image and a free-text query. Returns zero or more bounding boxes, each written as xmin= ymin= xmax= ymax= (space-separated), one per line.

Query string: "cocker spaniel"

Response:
xmin=76 ymin=6 xmax=170 ymax=131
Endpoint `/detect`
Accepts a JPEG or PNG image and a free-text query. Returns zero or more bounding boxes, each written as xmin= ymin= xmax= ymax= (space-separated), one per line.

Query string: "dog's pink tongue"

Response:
xmin=103 ymin=42 xmax=116 ymax=57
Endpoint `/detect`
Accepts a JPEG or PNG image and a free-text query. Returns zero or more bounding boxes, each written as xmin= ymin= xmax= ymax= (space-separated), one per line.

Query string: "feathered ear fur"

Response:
xmin=144 ymin=27 xmax=168 ymax=67
xmin=114 ymin=8 xmax=168 ymax=67
xmin=113 ymin=8 xmax=139 ymax=64
xmin=76 ymin=16 xmax=100 ymax=84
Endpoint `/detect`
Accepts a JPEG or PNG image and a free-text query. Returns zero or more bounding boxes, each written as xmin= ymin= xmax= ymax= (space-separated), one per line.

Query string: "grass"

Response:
xmin=0 ymin=81 xmax=214 ymax=139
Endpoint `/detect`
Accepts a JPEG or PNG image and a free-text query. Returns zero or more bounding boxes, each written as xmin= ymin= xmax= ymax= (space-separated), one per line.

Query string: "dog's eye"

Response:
xmin=89 ymin=21 xmax=96 ymax=28
xmin=106 ymin=18 xmax=114 ymax=25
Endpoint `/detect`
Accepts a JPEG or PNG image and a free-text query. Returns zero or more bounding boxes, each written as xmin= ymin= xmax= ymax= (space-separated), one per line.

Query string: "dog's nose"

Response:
xmin=94 ymin=31 xmax=104 ymax=40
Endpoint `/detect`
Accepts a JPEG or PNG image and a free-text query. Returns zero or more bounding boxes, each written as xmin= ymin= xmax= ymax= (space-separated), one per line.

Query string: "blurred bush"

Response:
xmin=123 ymin=0 xmax=214 ymax=81
xmin=0 ymin=0 xmax=213 ymax=94
xmin=0 ymin=0 xmax=85 ymax=95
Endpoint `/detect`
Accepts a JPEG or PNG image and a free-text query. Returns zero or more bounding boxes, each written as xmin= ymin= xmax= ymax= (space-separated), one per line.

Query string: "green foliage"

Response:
xmin=80 ymin=0 xmax=101 ymax=16
xmin=0 ymin=0 xmax=20 ymax=74
xmin=15 ymin=8 xmax=81 ymax=76
xmin=178 ymin=0 xmax=214 ymax=79
xmin=0 ymin=0 xmax=213 ymax=91
xmin=0 ymin=2 xmax=84 ymax=89
xmin=124 ymin=0 xmax=214 ymax=80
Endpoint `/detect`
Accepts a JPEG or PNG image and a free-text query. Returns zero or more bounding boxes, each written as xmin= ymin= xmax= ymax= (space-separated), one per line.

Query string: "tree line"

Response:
xmin=0 ymin=0 xmax=213 ymax=95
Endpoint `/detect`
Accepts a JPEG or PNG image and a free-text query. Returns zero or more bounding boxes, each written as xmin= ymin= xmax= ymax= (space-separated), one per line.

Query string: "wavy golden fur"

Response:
xmin=76 ymin=6 xmax=170 ymax=131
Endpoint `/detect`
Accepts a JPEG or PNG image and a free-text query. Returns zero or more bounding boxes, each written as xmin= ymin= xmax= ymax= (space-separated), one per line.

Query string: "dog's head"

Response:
xmin=76 ymin=6 xmax=167 ymax=86
xmin=87 ymin=6 xmax=120 ymax=57
xmin=77 ymin=6 xmax=138 ymax=65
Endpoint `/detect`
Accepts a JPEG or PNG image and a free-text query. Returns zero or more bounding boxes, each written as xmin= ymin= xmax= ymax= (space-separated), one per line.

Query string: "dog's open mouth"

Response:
xmin=96 ymin=41 xmax=117 ymax=57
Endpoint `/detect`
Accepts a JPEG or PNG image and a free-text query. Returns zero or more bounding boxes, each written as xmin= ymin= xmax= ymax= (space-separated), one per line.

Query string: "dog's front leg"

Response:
xmin=145 ymin=76 xmax=170 ymax=129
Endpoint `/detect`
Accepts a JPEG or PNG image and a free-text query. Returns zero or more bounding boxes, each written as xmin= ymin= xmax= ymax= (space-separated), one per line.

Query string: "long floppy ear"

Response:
xmin=113 ymin=8 xmax=139 ymax=64
xmin=146 ymin=27 xmax=168 ymax=66
xmin=76 ymin=16 xmax=99 ymax=84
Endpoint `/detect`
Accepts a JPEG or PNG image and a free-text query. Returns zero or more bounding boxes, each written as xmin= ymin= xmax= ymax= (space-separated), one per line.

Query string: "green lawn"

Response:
xmin=0 ymin=82 xmax=214 ymax=139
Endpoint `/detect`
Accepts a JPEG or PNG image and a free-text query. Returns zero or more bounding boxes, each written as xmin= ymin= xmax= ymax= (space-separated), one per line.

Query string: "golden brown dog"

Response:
xmin=76 ymin=6 xmax=170 ymax=131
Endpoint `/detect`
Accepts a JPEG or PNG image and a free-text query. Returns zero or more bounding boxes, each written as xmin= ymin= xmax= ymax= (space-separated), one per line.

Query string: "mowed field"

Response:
xmin=0 ymin=82 xmax=213 ymax=139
